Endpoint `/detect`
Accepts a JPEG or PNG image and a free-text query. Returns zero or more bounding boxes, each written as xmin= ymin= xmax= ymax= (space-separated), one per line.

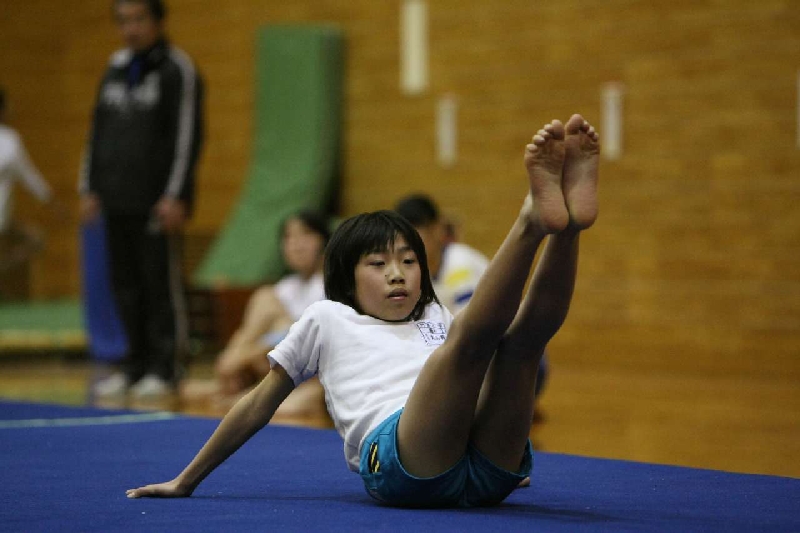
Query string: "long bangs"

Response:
xmin=324 ymin=210 xmax=439 ymax=320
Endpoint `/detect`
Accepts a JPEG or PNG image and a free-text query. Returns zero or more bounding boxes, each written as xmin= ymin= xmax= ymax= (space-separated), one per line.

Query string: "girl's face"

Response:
xmin=282 ymin=218 xmax=325 ymax=278
xmin=354 ymin=235 xmax=422 ymax=322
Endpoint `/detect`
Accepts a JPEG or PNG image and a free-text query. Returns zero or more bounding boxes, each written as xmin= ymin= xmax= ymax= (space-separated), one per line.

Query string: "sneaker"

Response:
xmin=93 ymin=373 xmax=129 ymax=398
xmin=130 ymin=374 xmax=172 ymax=399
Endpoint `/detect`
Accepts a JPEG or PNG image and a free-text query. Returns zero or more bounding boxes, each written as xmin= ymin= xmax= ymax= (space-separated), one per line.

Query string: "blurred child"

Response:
xmin=0 ymin=88 xmax=54 ymax=277
xmin=187 ymin=210 xmax=330 ymax=416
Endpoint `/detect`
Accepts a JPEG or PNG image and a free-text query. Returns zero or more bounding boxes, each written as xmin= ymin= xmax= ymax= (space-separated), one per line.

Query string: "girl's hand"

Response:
xmin=126 ymin=479 xmax=192 ymax=499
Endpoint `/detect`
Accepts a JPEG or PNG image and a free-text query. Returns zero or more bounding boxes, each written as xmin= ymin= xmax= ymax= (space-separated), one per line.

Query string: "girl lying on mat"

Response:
xmin=127 ymin=113 xmax=600 ymax=508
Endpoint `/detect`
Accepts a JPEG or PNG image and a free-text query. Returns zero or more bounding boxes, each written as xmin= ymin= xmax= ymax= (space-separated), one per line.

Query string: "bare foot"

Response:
xmin=562 ymin=114 xmax=600 ymax=229
xmin=523 ymin=120 xmax=570 ymax=233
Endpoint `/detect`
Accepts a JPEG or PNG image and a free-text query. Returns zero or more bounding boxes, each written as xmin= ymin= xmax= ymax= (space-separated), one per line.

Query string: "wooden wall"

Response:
xmin=1 ymin=1 xmax=798 ymax=379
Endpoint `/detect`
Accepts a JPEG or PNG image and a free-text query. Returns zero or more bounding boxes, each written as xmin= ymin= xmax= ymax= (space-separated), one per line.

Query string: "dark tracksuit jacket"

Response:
xmin=80 ymin=38 xmax=204 ymax=381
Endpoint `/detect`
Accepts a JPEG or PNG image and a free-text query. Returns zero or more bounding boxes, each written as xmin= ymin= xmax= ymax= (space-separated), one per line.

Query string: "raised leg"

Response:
xmin=470 ymin=114 xmax=600 ymax=471
xmin=397 ymin=119 xmax=570 ymax=477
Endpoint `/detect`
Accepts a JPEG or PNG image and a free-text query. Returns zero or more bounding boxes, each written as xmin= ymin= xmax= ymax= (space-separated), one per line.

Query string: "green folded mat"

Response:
xmin=194 ymin=25 xmax=344 ymax=287
xmin=0 ymin=300 xmax=86 ymax=351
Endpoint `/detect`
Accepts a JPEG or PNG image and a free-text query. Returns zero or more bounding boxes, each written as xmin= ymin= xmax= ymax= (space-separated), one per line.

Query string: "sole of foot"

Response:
xmin=562 ymin=113 xmax=600 ymax=230
xmin=523 ymin=119 xmax=570 ymax=233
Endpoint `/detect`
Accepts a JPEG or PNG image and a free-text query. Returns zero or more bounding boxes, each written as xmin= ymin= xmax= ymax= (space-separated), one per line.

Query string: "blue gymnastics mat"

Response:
xmin=0 ymin=400 xmax=797 ymax=533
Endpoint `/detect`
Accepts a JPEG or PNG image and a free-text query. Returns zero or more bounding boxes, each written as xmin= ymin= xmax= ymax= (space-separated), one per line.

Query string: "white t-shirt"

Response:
xmin=273 ymin=272 xmax=325 ymax=321
xmin=269 ymin=299 xmax=454 ymax=471
xmin=0 ymin=125 xmax=52 ymax=232
xmin=434 ymin=242 xmax=489 ymax=315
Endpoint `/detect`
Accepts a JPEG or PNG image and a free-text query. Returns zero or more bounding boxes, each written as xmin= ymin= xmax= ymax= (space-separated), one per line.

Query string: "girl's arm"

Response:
xmin=126 ymin=365 xmax=296 ymax=498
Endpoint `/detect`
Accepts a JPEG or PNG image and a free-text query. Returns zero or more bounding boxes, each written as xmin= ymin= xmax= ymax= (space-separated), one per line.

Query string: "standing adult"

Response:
xmin=0 ymin=87 xmax=54 ymax=278
xmin=80 ymin=0 xmax=204 ymax=398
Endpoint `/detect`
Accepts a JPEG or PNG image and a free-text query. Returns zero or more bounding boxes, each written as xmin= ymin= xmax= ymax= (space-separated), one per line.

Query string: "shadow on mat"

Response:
xmin=191 ymin=493 xmax=369 ymax=504
xmin=455 ymin=503 xmax=621 ymax=523
xmin=193 ymin=493 xmax=621 ymax=522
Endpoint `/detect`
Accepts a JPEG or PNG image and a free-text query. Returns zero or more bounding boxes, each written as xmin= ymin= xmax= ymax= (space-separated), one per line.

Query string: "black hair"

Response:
xmin=394 ymin=193 xmax=440 ymax=227
xmin=0 ymin=87 xmax=5 ymax=115
xmin=324 ymin=210 xmax=438 ymax=321
xmin=281 ymin=209 xmax=332 ymax=245
xmin=113 ymin=0 xmax=166 ymax=21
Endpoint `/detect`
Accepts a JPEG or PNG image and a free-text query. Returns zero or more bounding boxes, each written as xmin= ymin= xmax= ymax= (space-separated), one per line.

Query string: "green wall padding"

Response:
xmin=0 ymin=300 xmax=86 ymax=350
xmin=0 ymin=300 xmax=84 ymax=331
xmin=193 ymin=25 xmax=344 ymax=287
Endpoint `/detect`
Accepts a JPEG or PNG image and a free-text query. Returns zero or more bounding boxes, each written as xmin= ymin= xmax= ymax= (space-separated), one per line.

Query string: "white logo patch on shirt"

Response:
xmin=416 ymin=321 xmax=447 ymax=346
xmin=132 ymin=73 xmax=160 ymax=107
xmin=100 ymin=73 xmax=161 ymax=112
xmin=101 ymin=82 xmax=128 ymax=108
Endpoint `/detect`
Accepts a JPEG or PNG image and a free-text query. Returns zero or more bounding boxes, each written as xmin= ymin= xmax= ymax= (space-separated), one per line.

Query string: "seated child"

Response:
xmin=185 ymin=210 xmax=330 ymax=417
xmin=128 ymin=114 xmax=600 ymax=508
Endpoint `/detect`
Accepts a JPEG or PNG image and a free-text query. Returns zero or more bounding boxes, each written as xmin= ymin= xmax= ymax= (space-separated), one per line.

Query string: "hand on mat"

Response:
xmin=126 ymin=479 xmax=192 ymax=499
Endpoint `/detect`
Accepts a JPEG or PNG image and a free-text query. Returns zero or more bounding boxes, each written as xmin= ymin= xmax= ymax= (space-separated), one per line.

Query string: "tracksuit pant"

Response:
xmin=104 ymin=212 xmax=187 ymax=383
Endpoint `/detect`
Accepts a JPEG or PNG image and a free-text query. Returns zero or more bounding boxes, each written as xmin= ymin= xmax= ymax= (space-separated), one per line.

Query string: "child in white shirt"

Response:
xmin=0 ymin=88 xmax=54 ymax=273
xmin=127 ymin=113 xmax=600 ymax=508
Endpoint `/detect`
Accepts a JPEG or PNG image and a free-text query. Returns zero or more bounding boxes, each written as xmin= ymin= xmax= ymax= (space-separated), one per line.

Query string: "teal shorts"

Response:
xmin=358 ymin=409 xmax=533 ymax=508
